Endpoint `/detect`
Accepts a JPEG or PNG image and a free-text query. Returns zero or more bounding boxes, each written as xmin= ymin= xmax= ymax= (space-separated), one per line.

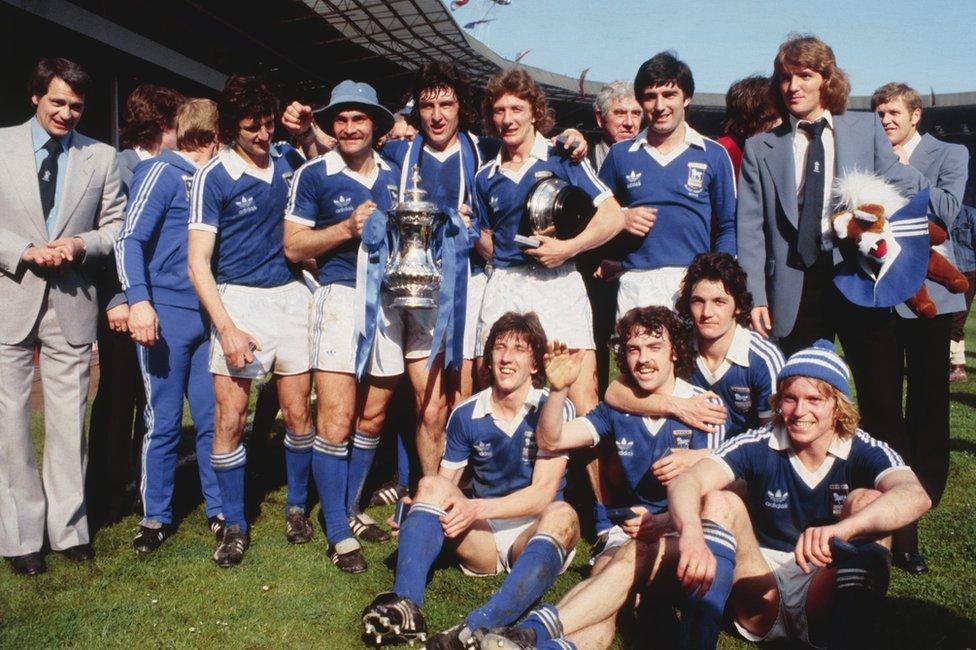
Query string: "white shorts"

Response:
xmin=733 ymin=546 xmax=822 ymax=648
xmin=475 ymin=264 xmax=595 ymax=355
xmin=616 ymin=267 xmax=687 ymax=319
xmin=463 ymin=271 xmax=488 ymax=360
xmin=460 ymin=515 xmax=577 ymax=576
xmin=209 ymin=281 xmax=312 ymax=378
xmin=369 ymin=292 xmax=438 ymax=377
xmin=594 ymin=524 xmax=678 ymax=562
xmin=309 ymin=283 xmax=358 ymax=374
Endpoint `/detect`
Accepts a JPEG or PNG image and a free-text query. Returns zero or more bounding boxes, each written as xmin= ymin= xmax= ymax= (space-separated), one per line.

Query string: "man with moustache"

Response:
xmin=871 ymin=82 xmax=969 ymax=573
xmin=284 ymin=80 xmax=401 ymax=572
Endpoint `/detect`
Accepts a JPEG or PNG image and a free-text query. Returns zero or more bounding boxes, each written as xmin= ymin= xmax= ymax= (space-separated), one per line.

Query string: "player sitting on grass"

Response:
xmin=476 ymin=306 xmax=728 ymax=650
xmin=361 ymin=311 xmax=580 ymax=649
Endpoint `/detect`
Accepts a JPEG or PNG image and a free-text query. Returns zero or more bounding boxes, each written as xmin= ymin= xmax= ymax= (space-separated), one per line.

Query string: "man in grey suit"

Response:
xmin=872 ymin=82 xmax=969 ymax=574
xmin=736 ymin=36 xmax=929 ymax=489
xmin=0 ymin=58 xmax=124 ymax=576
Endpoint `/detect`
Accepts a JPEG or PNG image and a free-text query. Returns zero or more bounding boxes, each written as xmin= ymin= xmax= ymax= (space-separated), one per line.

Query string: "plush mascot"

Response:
xmin=830 ymin=171 xmax=968 ymax=317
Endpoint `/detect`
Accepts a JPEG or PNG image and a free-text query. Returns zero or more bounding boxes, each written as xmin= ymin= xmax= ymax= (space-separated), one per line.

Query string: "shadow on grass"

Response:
xmin=950 ymin=391 xmax=976 ymax=409
xmin=949 ymin=438 xmax=976 ymax=456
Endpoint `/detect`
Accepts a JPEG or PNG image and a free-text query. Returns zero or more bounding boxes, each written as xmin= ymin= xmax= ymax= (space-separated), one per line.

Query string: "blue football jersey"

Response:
xmin=441 ymin=387 xmax=575 ymax=499
xmin=188 ymin=143 xmax=304 ymax=288
xmin=691 ymin=325 xmax=785 ymax=435
xmin=598 ymin=126 xmax=736 ymax=270
xmin=473 ymin=132 xmax=611 ymax=268
xmin=284 ymin=150 xmax=400 ymax=287
xmin=711 ymin=426 xmax=910 ymax=553
xmin=583 ymin=379 xmax=724 ymax=513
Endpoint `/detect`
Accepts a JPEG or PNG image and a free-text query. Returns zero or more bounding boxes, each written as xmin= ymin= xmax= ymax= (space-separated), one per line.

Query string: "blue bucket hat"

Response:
xmin=318 ymin=80 xmax=395 ymax=138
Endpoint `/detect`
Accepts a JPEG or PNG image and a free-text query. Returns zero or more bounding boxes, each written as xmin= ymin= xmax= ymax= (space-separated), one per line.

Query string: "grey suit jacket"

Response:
xmin=0 ymin=120 xmax=125 ymax=346
xmin=736 ymin=111 xmax=927 ymax=337
xmin=894 ymin=133 xmax=969 ymax=318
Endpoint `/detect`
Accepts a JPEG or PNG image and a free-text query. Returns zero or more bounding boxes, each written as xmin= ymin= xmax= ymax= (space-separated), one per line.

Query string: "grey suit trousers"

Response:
xmin=0 ymin=289 xmax=91 ymax=556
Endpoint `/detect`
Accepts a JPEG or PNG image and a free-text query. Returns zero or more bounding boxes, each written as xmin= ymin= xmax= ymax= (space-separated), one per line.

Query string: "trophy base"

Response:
xmin=393 ymin=296 xmax=436 ymax=309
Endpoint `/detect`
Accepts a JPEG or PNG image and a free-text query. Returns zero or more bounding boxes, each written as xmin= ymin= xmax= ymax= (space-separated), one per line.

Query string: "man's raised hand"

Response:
xmin=544 ymin=340 xmax=584 ymax=391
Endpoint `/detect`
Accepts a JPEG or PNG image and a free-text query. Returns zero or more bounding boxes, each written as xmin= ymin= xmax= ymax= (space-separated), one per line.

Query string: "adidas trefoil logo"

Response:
xmin=234 ymin=195 xmax=257 ymax=215
xmin=625 ymin=170 xmax=642 ymax=188
xmin=764 ymin=489 xmax=789 ymax=509
xmin=333 ymin=195 xmax=353 ymax=212
xmin=615 ymin=437 xmax=634 ymax=456
xmin=489 ymin=196 xmax=500 ymax=211
xmin=474 ymin=441 xmax=492 ymax=458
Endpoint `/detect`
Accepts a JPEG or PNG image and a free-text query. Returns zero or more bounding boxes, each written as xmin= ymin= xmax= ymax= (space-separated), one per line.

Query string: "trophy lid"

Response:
xmin=396 ymin=165 xmax=439 ymax=214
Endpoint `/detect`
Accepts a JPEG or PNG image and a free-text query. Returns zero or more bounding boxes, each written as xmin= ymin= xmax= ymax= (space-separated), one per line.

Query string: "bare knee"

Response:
xmin=414 ymin=475 xmax=457 ymax=506
xmin=841 ymin=488 xmax=882 ymax=519
xmin=701 ymin=490 xmax=747 ymax=530
xmin=538 ymin=501 xmax=581 ymax=549
xmin=418 ymin=392 xmax=448 ymax=434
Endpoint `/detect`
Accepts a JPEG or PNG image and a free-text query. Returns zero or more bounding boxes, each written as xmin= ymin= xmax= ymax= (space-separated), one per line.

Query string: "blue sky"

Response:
xmin=446 ymin=0 xmax=975 ymax=96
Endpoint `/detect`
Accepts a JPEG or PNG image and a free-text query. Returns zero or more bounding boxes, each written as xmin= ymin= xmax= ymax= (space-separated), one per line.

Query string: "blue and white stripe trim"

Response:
xmin=313 ymin=437 xmax=350 ymax=458
xmin=835 ymin=567 xmax=878 ymax=591
xmin=527 ymin=533 xmax=568 ymax=564
xmin=211 ymin=444 xmax=246 ymax=470
xmin=353 ymin=432 xmax=381 ymax=450
xmin=407 ymin=502 xmax=448 ymax=519
xmin=777 ymin=339 xmax=851 ymax=397
xmin=702 ymin=519 xmax=737 ymax=554
xmin=187 ymin=155 xmax=222 ymax=232
xmin=116 ymin=160 xmax=168 ymax=290
xmin=284 ymin=430 xmax=315 ymax=451
xmin=525 ymin=603 xmax=563 ymax=641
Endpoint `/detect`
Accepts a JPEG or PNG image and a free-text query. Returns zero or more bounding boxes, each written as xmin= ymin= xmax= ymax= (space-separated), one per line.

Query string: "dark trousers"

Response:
xmin=581 ymin=269 xmax=618 ymax=396
xmin=85 ymin=318 xmax=146 ymax=526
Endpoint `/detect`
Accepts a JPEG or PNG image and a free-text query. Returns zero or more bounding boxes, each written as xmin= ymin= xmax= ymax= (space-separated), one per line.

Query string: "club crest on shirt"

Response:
xmin=730 ymin=386 xmax=753 ymax=413
xmin=182 ymin=175 xmax=193 ymax=203
xmin=625 ymin=170 xmax=642 ymax=189
xmin=685 ymin=162 xmax=707 ymax=194
xmin=333 ymin=195 xmax=353 ymax=213
xmin=521 ymin=432 xmax=538 ymax=464
xmin=672 ymin=429 xmax=693 ymax=449
xmin=765 ymin=489 xmax=789 ymax=509
xmin=829 ymin=483 xmax=849 ymax=516
xmin=473 ymin=440 xmax=493 ymax=458
xmin=615 ymin=437 xmax=634 ymax=457
xmin=234 ymin=195 xmax=257 ymax=216
xmin=489 ymin=195 xmax=500 ymax=211
xmin=387 ymin=184 xmax=399 ymax=205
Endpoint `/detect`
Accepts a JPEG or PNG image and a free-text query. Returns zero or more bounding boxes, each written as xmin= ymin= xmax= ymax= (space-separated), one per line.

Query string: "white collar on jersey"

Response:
xmin=218 ymin=144 xmax=284 ymax=183
xmin=486 ymin=131 xmax=551 ymax=179
xmin=768 ymin=424 xmax=853 ymax=460
xmin=322 ymin=149 xmax=392 ymax=176
xmin=422 ymin=139 xmax=461 ymax=163
xmin=473 ymin=385 xmax=544 ymax=419
xmin=628 ymin=123 xmax=705 ymax=153
xmin=643 ymin=378 xmax=697 ymax=435
xmin=695 ymin=324 xmax=752 ymax=385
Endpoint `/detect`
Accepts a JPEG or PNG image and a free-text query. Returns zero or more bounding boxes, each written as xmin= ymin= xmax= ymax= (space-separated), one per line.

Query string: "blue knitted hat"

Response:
xmin=776 ymin=339 xmax=852 ymax=397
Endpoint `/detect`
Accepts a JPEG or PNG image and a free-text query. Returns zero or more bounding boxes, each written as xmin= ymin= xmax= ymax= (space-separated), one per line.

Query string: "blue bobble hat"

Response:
xmin=777 ymin=339 xmax=852 ymax=398
xmin=318 ymin=80 xmax=395 ymax=137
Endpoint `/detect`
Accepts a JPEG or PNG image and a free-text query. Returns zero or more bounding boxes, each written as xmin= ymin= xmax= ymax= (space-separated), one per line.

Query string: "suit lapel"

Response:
xmin=0 ymin=122 xmax=48 ymax=241
xmin=833 ymin=114 xmax=858 ymax=181
xmin=909 ymin=133 xmax=936 ymax=176
xmin=53 ymin=138 xmax=95 ymax=238
xmin=763 ymin=124 xmax=799 ymax=227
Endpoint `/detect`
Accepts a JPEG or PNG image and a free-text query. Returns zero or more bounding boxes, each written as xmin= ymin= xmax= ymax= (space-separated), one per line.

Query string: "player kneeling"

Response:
xmin=660 ymin=339 xmax=931 ymax=649
xmin=362 ymin=312 xmax=580 ymax=648
xmin=477 ymin=307 xmax=727 ymax=650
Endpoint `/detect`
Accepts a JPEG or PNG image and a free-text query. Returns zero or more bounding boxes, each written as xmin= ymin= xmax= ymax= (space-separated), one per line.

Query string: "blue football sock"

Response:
xmin=396 ymin=428 xmax=412 ymax=489
xmin=466 ymin=534 xmax=567 ymax=630
xmin=312 ymin=438 xmax=352 ymax=546
xmin=517 ymin=603 xmax=563 ymax=645
xmin=283 ymin=430 xmax=314 ymax=514
xmin=211 ymin=445 xmax=247 ymax=533
xmin=346 ymin=432 xmax=379 ymax=515
xmin=829 ymin=540 xmax=891 ymax=650
xmin=679 ymin=520 xmax=736 ymax=650
xmin=391 ymin=502 xmax=447 ymax=606
xmin=593 ymin=501 xmax=612 ymax=536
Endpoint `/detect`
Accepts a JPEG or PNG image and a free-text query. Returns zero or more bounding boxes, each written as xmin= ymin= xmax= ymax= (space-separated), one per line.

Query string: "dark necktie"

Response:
xmin=797 ymin=118 xmax=828 ymax=268
xmin=38 ymin=137 xmax=61 ymax=232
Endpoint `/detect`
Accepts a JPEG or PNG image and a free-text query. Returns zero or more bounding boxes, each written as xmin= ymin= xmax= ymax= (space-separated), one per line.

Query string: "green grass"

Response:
xmin=3 ymin=322 xmax=976 ymax=649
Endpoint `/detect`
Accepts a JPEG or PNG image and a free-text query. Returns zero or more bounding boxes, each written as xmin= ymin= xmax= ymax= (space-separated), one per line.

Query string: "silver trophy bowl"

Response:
xmin=385 ymin=166 xmax=442 ymax=309
xmin=521 ymin=177 xmax=596 ymax=244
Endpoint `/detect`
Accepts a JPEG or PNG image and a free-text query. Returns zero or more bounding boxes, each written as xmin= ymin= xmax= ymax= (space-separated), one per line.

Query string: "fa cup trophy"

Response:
xmin=385 ymin=166 xmax=442 ymax=309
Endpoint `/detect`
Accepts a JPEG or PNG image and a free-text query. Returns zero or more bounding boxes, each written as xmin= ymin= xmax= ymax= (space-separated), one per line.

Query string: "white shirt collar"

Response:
xmin=135 ymin=146 xmax=154 ymax=161
xmin=627 ymin=123 xmax=705 ymax=154
xmin=423 ymin=139 xmax=461 ymax=163
xmin=321 ymin=149 xmax=391 ymax=188
xmin=902 ymin=130 xmax=922 ymax=159
xmin=767 ymin=424 xmax=852 ymax=459
xmin=471 ymin=386 xmax=544 ymax=419
xmin=789 ymin=109 xmax=835 ymax=137
xmin=725 ymin=324 xmax=753 ymax=367
xmin=487 ymin=131 xmax=550 ymax=178
xmin=218 ymin=145 xmax=282 ymax=183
